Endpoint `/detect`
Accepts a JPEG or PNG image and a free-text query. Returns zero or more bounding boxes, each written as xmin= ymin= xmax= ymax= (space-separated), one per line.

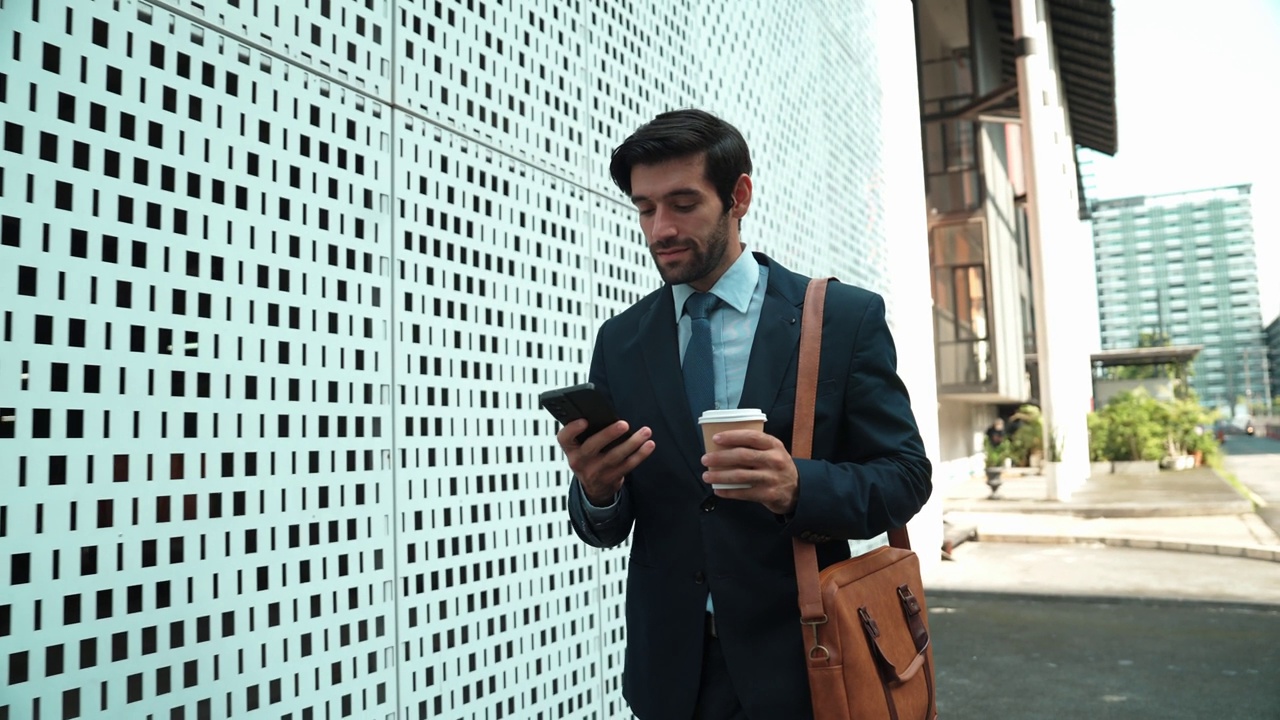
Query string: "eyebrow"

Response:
xmin=630 ymin=188 xmax=704 ymax=204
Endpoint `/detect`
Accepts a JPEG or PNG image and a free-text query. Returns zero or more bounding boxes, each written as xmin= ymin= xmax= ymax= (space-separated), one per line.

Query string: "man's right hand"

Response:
xmin=557 ymin=419 xmax=655 ymax=506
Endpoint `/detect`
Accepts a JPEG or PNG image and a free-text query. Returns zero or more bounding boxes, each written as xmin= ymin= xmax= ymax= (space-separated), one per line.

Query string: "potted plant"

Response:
xmin=1183 ymin=422 xmax=1222 ymax=467
xmin=983 ymin=438 xmax=1014 ymax=497
xmin=1159 ymin=434 xmax=1195 ymax=470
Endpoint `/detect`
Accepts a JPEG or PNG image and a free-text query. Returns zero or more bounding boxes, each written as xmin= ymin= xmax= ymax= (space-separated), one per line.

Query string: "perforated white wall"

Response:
xmin=0 ymin=1 xmax=925 ymax=718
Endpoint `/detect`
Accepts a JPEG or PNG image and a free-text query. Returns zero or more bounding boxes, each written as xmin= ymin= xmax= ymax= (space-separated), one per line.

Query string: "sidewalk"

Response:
xmin=940 ymin=466 xmax=1280 ymax=562
xmin=928 ymin=464 xmax=1280 ymax=717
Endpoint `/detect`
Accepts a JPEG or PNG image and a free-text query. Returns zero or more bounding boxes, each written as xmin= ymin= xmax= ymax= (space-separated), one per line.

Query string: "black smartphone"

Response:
xmin=539 ymin=382 xmax=635 ymax=451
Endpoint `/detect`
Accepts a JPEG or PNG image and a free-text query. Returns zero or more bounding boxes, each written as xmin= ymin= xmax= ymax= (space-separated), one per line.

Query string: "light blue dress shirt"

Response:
xmin=670 ymin=248 xmax=770 ymax=414
xmin=581 ymin=248 xmax=770 ymax=613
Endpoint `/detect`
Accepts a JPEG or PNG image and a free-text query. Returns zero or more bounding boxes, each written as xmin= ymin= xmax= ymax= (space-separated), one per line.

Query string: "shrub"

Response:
xmin=1093 ymin=390 xmax=1167 ymax=461
xmin=1087 ymin=389 xmax=1220 ymax=462
xmin=1087 ymin=412 xmax=1110 ymax=462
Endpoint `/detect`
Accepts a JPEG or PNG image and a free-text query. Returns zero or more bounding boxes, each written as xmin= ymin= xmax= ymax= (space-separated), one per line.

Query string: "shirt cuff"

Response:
xmin=578 ymin=481 xmax=621 ymax=519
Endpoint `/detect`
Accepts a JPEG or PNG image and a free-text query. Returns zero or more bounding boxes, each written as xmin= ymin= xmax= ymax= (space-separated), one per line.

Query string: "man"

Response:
xmin=557 ymin=109 xmax=932 ymax=719
xmin=986 ymin=417 xmax=1006 ymax=447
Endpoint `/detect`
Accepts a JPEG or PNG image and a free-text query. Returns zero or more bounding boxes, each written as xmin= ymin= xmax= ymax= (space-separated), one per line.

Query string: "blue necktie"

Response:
xmin=683 ymin=292 xmax=718 ymax=420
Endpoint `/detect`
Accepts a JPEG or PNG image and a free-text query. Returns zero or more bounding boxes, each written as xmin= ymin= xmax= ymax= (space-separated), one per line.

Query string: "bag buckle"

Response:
xmin=898 ymin=585 xmax=921 ymax=615
xmin=801 ymin=614 xmax=830 ymax=661
xmin=858 ymin=607 xmax=880 ymax=638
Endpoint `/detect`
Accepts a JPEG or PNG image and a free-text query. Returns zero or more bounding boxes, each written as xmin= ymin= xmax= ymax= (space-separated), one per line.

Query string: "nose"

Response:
xmin=650 ymin=206 xmax=679 ymax=240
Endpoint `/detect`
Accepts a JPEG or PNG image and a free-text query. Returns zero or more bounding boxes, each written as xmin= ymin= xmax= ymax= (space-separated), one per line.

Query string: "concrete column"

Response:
xmin=879 ymin=0 xmax=944 ymax=571
xmin=1011 ymin=0 xmax=1094 ymax=499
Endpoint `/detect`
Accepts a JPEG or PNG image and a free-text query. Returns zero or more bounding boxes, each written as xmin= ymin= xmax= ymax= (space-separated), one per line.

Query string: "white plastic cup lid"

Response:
xmin=698 ymin=408 xmax=767 ymax=425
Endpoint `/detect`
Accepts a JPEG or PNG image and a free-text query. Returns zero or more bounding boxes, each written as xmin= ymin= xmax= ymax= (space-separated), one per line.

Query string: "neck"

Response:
xmin=689 ymin=240 xmax=745 ymax=292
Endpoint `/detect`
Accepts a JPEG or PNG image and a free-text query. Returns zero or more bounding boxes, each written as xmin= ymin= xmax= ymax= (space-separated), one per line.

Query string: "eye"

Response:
xmin=636 ymin=207 xmax=655 ymax=217
xmin=674 ymin=204 xmax=697 ymax=213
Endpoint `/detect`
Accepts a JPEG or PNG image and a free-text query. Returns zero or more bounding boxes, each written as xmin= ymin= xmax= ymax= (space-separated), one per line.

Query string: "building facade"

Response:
xmin=1092 ymin=185 xmax=1268 ymax=411
xmin=0 ymin=1 xmax=938 ymax=718
xmin=914 ymin=0 xmax=1116 ymax=497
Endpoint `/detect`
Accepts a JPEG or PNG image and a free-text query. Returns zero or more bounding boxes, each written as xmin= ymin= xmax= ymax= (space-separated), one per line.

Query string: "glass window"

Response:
xmin=930 ymin=221 xmax=992 ymax=386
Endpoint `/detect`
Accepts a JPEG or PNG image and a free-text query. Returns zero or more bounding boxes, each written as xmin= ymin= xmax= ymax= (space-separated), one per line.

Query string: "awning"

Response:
xmin=1027 ymin=345 xmax=1204 ymax=368
xmin=991 ymin=0 xmax=1119 ymax=156
xmin=1088 ymin=345 xmax=1203 ymax=367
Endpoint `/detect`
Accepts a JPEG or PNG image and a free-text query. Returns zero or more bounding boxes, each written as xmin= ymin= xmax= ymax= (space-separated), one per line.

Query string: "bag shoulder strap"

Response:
xmin=791 ymin=278 xmax=911 ymax=623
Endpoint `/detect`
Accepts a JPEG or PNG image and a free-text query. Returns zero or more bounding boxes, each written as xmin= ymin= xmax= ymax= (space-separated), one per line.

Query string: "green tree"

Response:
xmin=1108 ymin=331 xmax=1174 ymax=381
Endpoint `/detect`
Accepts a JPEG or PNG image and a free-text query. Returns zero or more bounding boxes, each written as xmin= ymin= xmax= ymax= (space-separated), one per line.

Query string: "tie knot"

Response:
xmin=685 ymin=292 xmax=718 ymax=320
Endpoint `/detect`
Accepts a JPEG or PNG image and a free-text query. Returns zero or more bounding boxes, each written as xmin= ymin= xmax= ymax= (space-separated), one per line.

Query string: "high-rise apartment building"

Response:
xmin=1092 ymin=185 xmax=1267 ymax=410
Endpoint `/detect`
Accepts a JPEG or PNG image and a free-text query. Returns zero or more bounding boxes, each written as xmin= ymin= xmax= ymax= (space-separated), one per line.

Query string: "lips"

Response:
xmin=654 ymin=244 xmax=691 ymax=259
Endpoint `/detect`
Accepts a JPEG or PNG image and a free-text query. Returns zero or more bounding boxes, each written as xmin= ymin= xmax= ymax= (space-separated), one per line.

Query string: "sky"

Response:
xmin=1080 ymin=0 xmax=1280 ymax=326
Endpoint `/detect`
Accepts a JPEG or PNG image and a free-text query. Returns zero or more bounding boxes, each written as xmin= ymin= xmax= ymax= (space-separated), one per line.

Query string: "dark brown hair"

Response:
xmin=609 ymin=109 xmax=752 ymax=213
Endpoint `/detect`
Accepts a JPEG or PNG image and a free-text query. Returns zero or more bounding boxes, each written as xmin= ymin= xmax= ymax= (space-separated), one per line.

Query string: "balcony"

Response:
xmin=929 ymin=218 xmax=1030 ymax=403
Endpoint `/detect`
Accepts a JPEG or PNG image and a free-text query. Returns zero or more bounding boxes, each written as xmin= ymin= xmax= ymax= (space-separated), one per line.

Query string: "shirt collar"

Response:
xmin=672 ymin=246 xmax=758 ymax=321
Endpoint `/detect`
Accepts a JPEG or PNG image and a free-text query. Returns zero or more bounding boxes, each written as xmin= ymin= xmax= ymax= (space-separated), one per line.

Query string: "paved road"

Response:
xmin=929 ymin=592 xmax=1280 ymax=719
xmin=1223 ymin=433 xmax=1280 ymax=536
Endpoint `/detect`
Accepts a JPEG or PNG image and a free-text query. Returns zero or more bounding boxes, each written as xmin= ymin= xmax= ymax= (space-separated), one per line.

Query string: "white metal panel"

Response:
xmin=389 ymin=113 xmax=599 ymax=720
xmin=396 ymin=0 xmax=590 ymax=182
xmin=0 ymin=1 xmax=922 ymax=719
xmin=1 ymin=2 xmax=398 ymax=718
xmin=165 ymin=0 xmax=393 ymax=98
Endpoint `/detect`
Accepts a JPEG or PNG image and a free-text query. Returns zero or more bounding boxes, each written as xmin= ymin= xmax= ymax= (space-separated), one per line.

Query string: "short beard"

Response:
xmin=651 ymin=213 xmax=731 ymax=286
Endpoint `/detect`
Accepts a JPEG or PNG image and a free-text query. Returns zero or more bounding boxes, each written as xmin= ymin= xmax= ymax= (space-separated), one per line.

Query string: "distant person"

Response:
xmin=985 ymin=418 xmax=1006 ymax=446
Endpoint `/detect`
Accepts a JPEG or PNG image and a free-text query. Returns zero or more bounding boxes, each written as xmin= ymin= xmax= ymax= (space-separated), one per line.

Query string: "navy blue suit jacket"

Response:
xmin=567 ymin=252 xmax=932 ymax=719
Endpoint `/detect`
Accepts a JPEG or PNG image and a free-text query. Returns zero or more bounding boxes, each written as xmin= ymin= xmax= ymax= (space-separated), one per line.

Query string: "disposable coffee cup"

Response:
xmin=698 ymin=408 xmax=768 ymax=489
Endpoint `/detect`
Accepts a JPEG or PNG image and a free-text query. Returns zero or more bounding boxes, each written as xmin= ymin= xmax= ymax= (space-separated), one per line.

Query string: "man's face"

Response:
xmin=629 ymin=154 xmax=742 ymax=290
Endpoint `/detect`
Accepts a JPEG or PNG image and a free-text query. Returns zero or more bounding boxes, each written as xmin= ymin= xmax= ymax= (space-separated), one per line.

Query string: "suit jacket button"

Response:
xmin=701 ymin=497 xmax=717 ymax=512
xmin=694 ymin=572 xmax=705 ymax=584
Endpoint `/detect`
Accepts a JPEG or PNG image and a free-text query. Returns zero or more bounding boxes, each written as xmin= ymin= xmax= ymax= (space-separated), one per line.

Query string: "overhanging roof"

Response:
xmin=1027 ymin=345 xmax=1204 ymax=368
xmin=1090 ymin=345 xmax=1203 ymax=367
xmin=990 ymin=0 xmax=1119 ymax=156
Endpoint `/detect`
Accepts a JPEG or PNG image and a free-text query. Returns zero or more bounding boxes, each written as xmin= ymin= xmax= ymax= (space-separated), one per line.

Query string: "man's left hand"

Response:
xmin=701 ymin=430 xmax=799 ymax=515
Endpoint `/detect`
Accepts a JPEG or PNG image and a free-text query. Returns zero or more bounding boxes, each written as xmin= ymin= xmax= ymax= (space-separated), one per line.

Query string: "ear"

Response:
xmin=729 ymin=174 xmax=753 ymax=219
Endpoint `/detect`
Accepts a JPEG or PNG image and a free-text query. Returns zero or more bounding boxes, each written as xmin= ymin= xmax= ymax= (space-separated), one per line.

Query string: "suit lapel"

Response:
xmin=636 ymin=255 xmax=811 ymax=488
xmin=637 ymin=287 xmax=707 ymax=483
xmin=739 ymin=271 xmax=805 ymax=413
